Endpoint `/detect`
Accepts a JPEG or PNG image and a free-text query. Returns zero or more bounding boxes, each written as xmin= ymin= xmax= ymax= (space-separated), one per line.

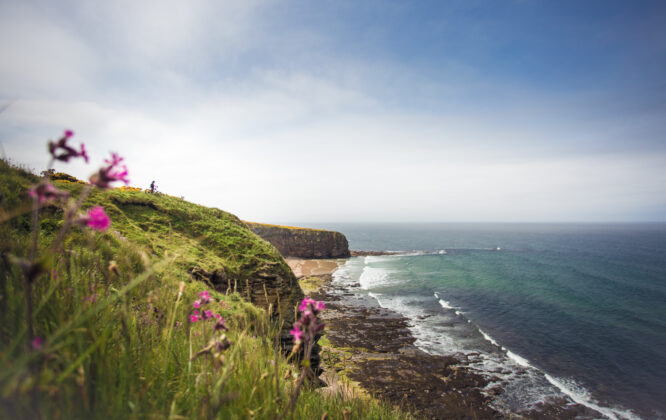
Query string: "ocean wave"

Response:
xmin=506 ymin=349 xmax=533 ymax=368
xmin=434 ymin=292 xmax=454 ymax=309
xmin=542 ymin=375 xmax=641 ymax=420
xmin=478 ymin=328 xmax=501 ymax=348
xmin=359 ymin=266 xmax=391 ymax=289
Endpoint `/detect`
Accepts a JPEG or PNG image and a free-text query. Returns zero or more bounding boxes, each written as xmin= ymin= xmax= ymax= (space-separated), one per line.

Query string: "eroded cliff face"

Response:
xmin=246 ymin=223 xmax=351 ymax=259
xmin=188 ymin=261 xmax=303 ymax=325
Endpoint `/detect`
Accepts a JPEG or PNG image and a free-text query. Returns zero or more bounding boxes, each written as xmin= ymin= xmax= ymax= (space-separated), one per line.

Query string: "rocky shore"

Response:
xmin=287 ymin=258 xmax=605 ymax=420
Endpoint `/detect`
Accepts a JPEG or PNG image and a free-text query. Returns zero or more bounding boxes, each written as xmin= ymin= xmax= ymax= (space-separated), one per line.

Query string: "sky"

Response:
xmin=1 ymin=0 xmax=665 ymax=223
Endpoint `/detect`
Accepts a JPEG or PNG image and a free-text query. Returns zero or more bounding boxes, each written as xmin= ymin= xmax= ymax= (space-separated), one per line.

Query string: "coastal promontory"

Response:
xmin=246 ymin=222 xmax=351 ymax=259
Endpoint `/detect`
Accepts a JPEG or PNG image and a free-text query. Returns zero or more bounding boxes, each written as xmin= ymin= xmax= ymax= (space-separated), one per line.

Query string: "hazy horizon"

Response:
xmin=1 ymin=0 xmax=665 ymax=223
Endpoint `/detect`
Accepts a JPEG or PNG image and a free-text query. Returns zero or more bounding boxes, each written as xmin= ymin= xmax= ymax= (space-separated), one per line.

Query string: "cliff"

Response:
xmin=0 ymin=162 xmax=303 ymax=327
xmin=246 ymin=222 xmax=351 ymax=259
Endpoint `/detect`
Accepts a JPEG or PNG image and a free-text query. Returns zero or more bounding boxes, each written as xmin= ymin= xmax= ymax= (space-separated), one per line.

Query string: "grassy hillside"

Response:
xmin=0 ymin=159 xmax=411 ymax=419
xmin=2 ymin=161 xmax=302 ymax=322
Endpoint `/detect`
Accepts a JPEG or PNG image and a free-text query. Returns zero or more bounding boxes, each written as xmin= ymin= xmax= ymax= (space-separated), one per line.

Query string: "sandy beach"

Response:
xmin=286 ymin=258 xmax=343 ymax=278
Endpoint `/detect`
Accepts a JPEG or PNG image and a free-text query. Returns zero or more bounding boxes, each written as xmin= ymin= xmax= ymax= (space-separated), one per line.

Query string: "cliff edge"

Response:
xmin=246 ymin=222 xmax=351 ymax=259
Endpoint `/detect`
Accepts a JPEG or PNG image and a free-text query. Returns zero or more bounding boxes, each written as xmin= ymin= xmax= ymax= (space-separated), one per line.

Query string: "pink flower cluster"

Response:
xmin=189 ymin=290 xmax=228 ymax=330
xmin=89 ymin=152 xmax=130 ymax=189
xmin=48 ymin=130 xmax=88 ymax=163
xmin=290 ymin=297 xmax=325 ymax=343
xmin=28 ymin=182 xmax=69 ymax=204
xmin=32 ymin=130 xmax=134 ymax=236
xmin=87 ymin=206 xmax=111 ymax=231
xmin=76 ymin=205 xmax=111 ymax=232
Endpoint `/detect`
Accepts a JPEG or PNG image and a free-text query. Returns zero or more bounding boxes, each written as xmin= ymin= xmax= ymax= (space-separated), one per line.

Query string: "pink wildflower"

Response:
xmin=28 ymin=182 xmax=69 ymax=204
xmin=89 ymin=152 xmax=129 ymax=189
xmin=290 ymin=327 xmax=303 ymax=342
xmin=204 ymin=310 xmax=213 ymax=320
xmin=292 ymin=297 xmax=326 ymax=345
xmin=189 ymin=310 xmax=200 ymax=323
xmin=85 ymin=206 xmax=111 ymax=232
xmin=80 ymin=143 xmax=89 ymax=163
xmin=174 ymin=321 xmax=183 ymax=329
xmin=193 ymin=300 xmax=201 ymax=309
xmin=213 ymin=313 xmax=222 ymax=320
xmin=32 ymin=336 xmax=43 ymax=350
xmin=199 ymin=290 xmax=211 ymax=304
xmin=48 ymin=130 xmax=88 ymax=163
xmin=299 ymin=297 xmax=315 ymax=312
xmin=214 ymin=316 xmax=229 ymax=331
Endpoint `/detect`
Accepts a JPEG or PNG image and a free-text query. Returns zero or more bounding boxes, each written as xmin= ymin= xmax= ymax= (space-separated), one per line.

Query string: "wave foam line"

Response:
xmin=543 ymin=374 xmax=639 ymax=420
xmin=478 ymin=328 xmax=501 ymax=348
xmin=505 ymin=349 xmax=637 ymax=419
xmin=434 ymin=292 xmax=458 ymax=310
xmin=428 ymin=292 xmax=638 ymax=419
xmin=367 ymin=292 xmax=387 ymax=309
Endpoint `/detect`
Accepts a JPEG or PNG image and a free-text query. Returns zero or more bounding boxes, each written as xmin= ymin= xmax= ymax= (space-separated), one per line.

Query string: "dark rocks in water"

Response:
xmin=350 ymin=250 xmax=401 ymax=257
xmin=247 ymin=222 xmax=350 ymax=259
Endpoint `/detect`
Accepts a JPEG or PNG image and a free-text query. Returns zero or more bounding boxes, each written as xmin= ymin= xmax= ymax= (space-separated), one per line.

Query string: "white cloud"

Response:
xmin=1 ymin=0 xmax=664 ymax=222
xmin=0 ymin=6 xmax=98 ymax=98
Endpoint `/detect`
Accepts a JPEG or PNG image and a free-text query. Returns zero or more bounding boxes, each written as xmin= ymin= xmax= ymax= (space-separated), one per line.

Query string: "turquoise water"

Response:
xmin=296 ymin=223 xmax=666 ymax=419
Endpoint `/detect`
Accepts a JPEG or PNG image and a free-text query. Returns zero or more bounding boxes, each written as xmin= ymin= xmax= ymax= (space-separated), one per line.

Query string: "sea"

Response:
xmin=292 ymin=222 xmax=666 ymax=420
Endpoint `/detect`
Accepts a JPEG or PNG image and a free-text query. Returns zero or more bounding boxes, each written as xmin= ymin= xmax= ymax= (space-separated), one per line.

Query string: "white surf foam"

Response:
xmin=478 ymin=328 xmax=501 ymax=348
xmin=369 ymin=292 xmax=463 ymax=354
xmin=544 ymin=374 xmax=640 ymax=420
xmin=439 ymin=299 xmax=454 ymax=309
xmin=434 ymin=292 xmax=457 ymax=310
xmin=398 ymin=250 xmax=428 ymax=256
xmin=359 ymin=266 xmax=391 ymax=289
xmin=506 ymin=349 xmax=533 ymax=368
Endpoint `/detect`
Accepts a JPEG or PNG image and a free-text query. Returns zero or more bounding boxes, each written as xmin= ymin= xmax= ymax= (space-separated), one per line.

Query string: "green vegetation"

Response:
xmin=0 ymin=158 xmax=410 ymax=419
xmin=245 ymin=222 xmax=329 ymax=233
xmin=297 ymin=275 xmax=328 ymax=296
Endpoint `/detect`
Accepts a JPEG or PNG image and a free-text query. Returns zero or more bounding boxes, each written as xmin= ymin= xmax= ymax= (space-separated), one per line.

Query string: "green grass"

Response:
xmin=0 ymin=159 xmax=413 ymax=419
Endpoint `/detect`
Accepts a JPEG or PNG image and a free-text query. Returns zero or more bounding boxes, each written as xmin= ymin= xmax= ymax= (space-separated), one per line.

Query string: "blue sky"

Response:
xmin=1 ymin=0 xmax=665 ymax=222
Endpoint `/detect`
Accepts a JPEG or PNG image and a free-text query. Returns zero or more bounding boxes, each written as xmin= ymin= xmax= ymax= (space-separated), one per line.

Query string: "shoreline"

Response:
xmin=287 ymin=257 xmax=606 ymax=420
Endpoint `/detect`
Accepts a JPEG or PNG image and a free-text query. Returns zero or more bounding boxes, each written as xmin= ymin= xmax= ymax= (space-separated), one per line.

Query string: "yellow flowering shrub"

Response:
xmin=51 ymin=172 xmax=88 ymax=184
xmin=118 ymin=186 xmax=142 ymax=192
